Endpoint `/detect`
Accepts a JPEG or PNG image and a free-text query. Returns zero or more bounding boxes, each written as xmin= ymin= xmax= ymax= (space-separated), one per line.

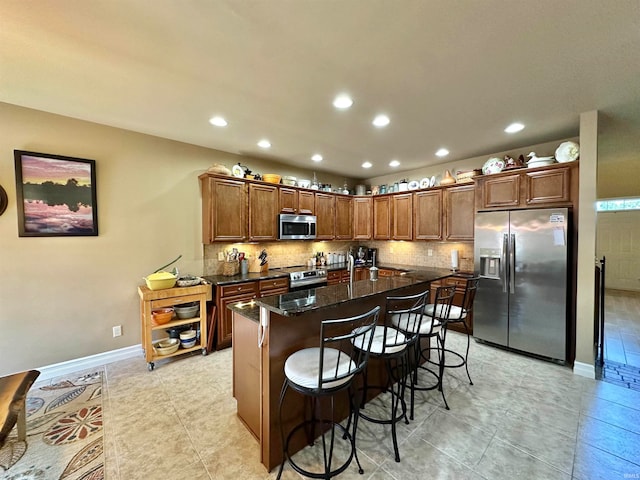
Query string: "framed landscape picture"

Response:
xmin=14 ymin=150 xmax=98 ymax=237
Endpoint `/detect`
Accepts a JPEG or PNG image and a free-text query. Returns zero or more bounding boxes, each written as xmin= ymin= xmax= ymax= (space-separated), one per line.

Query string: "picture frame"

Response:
xmin=14 ymin=150 xmax=98 ymax=237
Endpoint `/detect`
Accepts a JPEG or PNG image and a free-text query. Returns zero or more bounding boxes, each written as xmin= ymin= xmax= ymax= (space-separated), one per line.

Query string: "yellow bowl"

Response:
xmin=262 ymin=174 xmax=281 ymax=184
xmin=145 ymin=271 xmax=177 ymax=290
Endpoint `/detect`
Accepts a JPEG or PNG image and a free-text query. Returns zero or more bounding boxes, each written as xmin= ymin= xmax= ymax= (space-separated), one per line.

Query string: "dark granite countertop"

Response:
xmin=228 ymin=299 xmax=261 ymax=322
xmin=202 ymin=270 xmax=289 ymax=286
xmin=255 ymin=267 xmax=454 ymax=316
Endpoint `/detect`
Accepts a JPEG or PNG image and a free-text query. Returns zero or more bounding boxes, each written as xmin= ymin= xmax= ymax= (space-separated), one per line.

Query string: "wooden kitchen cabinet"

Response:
xmin=413 ymin=189 xmax=443 ymax=240
xmin=476 ymin=163 xmax=577 ymax=211
xmin=258 ymin=277 xmax=289 ymax=297
xmin=353 ymin=197 xmax=372 ymax=240
xmin=392 ymin=193 xmax=413 ymax=240
xmin=138 ymin=283 xmax=211 ymax=370
xmin=249 ymin=183 xmax=279 ymax=241
xmin=200 ymin=175 xmax=247 ymax=243
xmin=373 ymin=196 xmax=392 ymax=240
xmin=279 ymin=187 xmax=315 ymax=215
xmin=335 ymin=195 xmax=353 ymax=240
xmin=315 ymin=192 xmax=335 ymax=240
xmin=215 ymin=281 xmax=258 ymax=349
xmin=445 ymin=185 xmax=475 ymax=241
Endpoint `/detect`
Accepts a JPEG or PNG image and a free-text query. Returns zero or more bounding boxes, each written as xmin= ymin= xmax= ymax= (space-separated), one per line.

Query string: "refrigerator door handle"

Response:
xmin=509 ymin=233 xmax=516 ymax=294
xmin=502 ymin=233 xmax=508 ymax=293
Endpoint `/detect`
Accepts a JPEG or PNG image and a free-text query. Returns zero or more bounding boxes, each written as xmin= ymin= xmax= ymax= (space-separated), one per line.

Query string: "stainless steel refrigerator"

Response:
xmin=474 ymin=208 xmax=569 ymax=361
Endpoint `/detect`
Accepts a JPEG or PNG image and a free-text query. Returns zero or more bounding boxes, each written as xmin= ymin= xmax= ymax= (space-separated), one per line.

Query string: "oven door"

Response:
xmin=289 ymin=280 xmax=328 ymax=292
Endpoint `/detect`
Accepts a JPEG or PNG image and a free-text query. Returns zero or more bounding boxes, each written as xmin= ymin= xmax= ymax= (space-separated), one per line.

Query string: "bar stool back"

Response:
xmin=355 ymin=290 xmax=429 ymax=462
xmin=429 ymin=277 xmax=480 ymax=385
xmin=276 ymin=305 xmax=380 ymax=479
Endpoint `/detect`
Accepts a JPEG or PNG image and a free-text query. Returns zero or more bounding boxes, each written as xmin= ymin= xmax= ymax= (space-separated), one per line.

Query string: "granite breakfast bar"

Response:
xmin=229 ymin=268 xmax=455 ymax=471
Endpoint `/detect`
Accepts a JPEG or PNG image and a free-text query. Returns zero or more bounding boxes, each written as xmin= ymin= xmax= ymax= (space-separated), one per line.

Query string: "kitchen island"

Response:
xmin=230 ymin=268 xmax=454 ymax=471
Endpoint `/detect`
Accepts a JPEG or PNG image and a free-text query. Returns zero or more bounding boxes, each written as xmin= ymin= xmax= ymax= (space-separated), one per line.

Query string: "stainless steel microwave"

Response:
xmin=278 ymin=214 xmax=317 ymax=240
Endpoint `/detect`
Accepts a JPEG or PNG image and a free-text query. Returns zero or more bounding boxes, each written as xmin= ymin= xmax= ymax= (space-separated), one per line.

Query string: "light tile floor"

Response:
xmin=603 ymin=289 xmax=640 ymax=368
xmin=94 ymin=332 xmax=640 ymax=479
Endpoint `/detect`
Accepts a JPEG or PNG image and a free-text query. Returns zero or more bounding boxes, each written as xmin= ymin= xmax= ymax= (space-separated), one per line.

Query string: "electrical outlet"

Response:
xmin=218 ymin=251 xmax=225 ymax=261
xmin=112 ymin=325 xmax=122 ymax=337
xmin=428 ymin=249 xmax=433 ymax=256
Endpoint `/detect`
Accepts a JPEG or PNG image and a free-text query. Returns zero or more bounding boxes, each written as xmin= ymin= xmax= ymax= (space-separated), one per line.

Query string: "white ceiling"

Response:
xmin=2 ymin=0 xmax=639 ymax=179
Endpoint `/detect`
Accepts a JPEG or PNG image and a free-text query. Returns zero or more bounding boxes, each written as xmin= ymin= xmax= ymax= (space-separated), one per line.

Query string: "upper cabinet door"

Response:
xmin=335 ymin=195 xmax=353 ymax=240
xmin=298 ymin=190 xmax=315 ymax=215
xmin=315 ymin=192 xmax=335 ymax=240
xmin=353 ymin=197 xmax=372 ymax=240
xmin=249 ymin=183 xmax=279 ymax=241
xmin=373 ymin=196 xmax=392 ymax=240
xmin=445 ymin=185 xmax=475 ymax=241
xmin=279 ymin=187 xmax=298 ymax=214
xmin=414 ymin=190 xmax=443 ymax=240
xmin=201 ymin=176 xmax=247 ymax=243
xmin=392 ymin=193 xmax=413 ymax=240
xmin=479 ymin=174 xmax=521 ymax=209
xmin=525 ymin=167 xmax=571 ymax=205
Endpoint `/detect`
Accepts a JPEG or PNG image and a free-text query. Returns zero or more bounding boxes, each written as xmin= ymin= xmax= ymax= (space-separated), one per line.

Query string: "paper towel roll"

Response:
xmin=451 ymin=249 xmax=459 ymax=270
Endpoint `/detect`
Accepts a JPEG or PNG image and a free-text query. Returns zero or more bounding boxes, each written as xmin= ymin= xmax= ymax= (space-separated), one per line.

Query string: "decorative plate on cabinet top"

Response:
xmin=429 ymin=176 xmax=437 ymax=187
xmin=420 ymin=177 xmax=430 ymax=189
xmin=482 ymin=157 xmax=505 ymax=174
xmin=408 ymin=180 xmax=420 ymax=190
xmin=555 ymin=141 xmax=580 ymax=163
xmin=231 ymin=164 xmax=245 ymax=178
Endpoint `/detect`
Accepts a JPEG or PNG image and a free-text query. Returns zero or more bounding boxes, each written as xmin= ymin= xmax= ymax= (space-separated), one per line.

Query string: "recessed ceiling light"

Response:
xmin=333 ymin=94 xmax=353 ymax=109
xmin=209 ymin=116 xmax=227 ymax=127
xmin=372 ymin=114 xmax=390 ymax=128
xmin=362 ymin=161 xmax=372 ymax=169
xmin=389 ymin=160 xmax=400 ymax=167
xmin=311 ymin=154 xmax=323 ymax=162
xmin=257 ymin=139 xmax=271 ymax=149
xmin=435 ymin=148 xmax=449 ymax=157
xmin=505 ymin=122 xmax=525 ymax=133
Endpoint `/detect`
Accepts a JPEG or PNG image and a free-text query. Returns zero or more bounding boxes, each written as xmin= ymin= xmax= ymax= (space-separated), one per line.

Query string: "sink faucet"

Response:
xmin=347 ymin=251 xmax=355 ymax=285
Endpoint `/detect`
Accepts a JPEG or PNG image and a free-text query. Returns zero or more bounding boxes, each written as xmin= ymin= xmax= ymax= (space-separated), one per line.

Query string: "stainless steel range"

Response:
xmin=287 ymin=267 xmax=328 ymax=291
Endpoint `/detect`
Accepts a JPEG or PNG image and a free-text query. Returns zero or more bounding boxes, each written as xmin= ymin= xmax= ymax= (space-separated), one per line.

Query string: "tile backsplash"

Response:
xmin=203 ymin=241 xmax=473 ymax=275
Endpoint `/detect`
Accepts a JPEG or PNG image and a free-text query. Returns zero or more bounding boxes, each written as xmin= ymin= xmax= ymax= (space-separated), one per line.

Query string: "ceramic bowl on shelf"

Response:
xmin=179 ymin=329 xmax=197 ymax=348
xmin=262 ymin=174 xmax=281 ymax=184
xmin=154 ymin=338 xmax=179 ymax=355
xmin=151 ymin=307 xmax=174 ymax=326
xmin=176 ymin=276 xmax=201 ymax=287
xmin=174 ymin=302 xmax=199 ymax=319
xmin=297 ymin=179 xmax=311 ymax=188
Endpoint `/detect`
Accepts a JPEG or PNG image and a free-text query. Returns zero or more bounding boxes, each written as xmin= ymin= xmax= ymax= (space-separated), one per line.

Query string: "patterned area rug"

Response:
xmin=0 ymin=371 xmax=104 ymax=480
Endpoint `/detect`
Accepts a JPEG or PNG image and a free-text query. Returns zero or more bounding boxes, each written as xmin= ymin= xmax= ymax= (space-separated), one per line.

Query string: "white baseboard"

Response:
xmin=37 ymin=344 xmax=142 ymax=382
xmin=573 ymin=361 xmax=596 ymax=379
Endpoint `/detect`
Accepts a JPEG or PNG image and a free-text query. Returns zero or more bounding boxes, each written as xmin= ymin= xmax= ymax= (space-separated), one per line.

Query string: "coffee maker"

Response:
xmin=366 ymin=248 xmax=378 ymax=266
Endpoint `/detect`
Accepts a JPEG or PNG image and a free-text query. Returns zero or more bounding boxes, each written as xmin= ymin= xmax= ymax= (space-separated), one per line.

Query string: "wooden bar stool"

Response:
xmin=0 ymin=370 xmax=40 ymax=447
xmin=276 ymin=306 xmax=380 ymax=479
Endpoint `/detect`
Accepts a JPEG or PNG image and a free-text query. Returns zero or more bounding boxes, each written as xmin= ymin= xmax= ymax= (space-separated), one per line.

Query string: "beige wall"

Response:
xmin=0 ymin=102 xmax=352 ymax=376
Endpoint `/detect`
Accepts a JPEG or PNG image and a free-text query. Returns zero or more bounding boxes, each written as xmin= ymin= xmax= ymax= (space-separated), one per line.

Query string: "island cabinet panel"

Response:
xmin=249 ymin=183 xmax=279 ymax=241
xmin=373 ymin=196 xmax=392 ymax=240
xmin=216 ymin=282 xmax=258 ymax=349
xmin=413 ymin=190 xmax=443 ymax=240
xmin=297 ymin=190 xmax=315 ymax=215
xmin=201 ymin=176 xmax=247 ymax=243
xmin=445 ymin=185 xmax=475 ymax=241
xmin=392 ymin=193 xmax=413 ymax=240
xmin=334 ymin=195 xmax=353 ymax=240
xmin=525 ymin=167 xmax=571 ymax=205
xmin=232 ymin=311 xmax=261 ymax=440
xmin=353 ymin=197 xmax=372 ymax=240
xmin=315 ymin=192 xmax=335 ymax=240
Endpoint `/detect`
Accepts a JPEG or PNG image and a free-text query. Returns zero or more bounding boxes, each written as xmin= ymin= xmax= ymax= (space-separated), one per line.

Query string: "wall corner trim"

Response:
xmin=573 ymin=361 xmax=596 ymax=379
xmin=37 ymin=345 xmax=141 ymax=382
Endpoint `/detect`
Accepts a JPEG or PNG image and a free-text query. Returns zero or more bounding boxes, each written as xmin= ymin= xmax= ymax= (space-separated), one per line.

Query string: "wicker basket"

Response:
xmin=222 ymin=260 xmax=239 ymax=276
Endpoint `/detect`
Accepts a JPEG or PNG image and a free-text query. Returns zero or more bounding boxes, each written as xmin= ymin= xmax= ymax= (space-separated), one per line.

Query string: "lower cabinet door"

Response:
xmin=218 ymin=292 xmax=256 ymax=348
